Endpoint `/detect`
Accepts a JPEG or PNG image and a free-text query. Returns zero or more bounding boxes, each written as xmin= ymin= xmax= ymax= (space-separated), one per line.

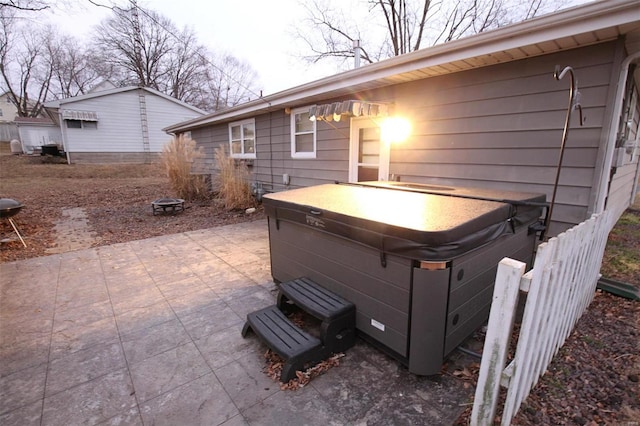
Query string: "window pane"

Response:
xmin=359 ymin=140 xmax=379 ymax=164
xmin=361 ymin=127 xmax=380 ymax=140
xmin=244 ymin=138 xmax=255 ymax=154
xmin=242 ymin=123 xmax=254 ymax=139
xmin=66 ymin=120 xmax=81 ymax=129
xmin=295 ymin=133 xmax=313 ymax=153
xmin=83 ymin=121 xmax=98 ymax=130
xmin=231 ymin=140 xmax=241 ymax=154
xmin=295 ymin=112 xmax=313 ymax=133
xmin=231 ymin=125 xmax=241 ymax=140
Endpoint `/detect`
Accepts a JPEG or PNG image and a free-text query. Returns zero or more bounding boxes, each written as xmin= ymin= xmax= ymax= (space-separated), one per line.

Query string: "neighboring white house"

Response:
xmin=0 ymin=91 xmax=20 ymax=141
xmin=45 ymin=86 xmax=206 ymax=164
xmin=0 ymin=91 xmax=19 ymax=123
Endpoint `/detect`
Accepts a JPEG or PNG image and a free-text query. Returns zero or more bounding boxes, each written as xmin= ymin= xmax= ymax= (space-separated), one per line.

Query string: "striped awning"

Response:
xmin=62 ymin=110 xmax=98 ymax=121
xmin=309 ymin=100 xmax=390 ymax=122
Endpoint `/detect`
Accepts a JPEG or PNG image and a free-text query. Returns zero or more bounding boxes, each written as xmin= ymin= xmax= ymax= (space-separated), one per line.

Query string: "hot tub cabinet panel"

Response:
xmin=264 ymin=183 xmax=544 ymax=375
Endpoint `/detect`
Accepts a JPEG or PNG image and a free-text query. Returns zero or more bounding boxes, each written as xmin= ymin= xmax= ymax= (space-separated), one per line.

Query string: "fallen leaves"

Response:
xmin=263 ymin=349 xmax=345 ymax=391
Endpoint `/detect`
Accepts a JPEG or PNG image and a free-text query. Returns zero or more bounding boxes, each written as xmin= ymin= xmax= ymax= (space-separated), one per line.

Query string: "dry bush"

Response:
xmin=160 ymin=135 xmax=209 ymax=201
xmin=213 ymin=145 xmax=255 ymax=210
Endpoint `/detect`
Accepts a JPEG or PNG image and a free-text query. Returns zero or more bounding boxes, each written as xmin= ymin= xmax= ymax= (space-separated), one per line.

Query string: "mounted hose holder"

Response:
xmin=544 ymin=65 xmax=586 ymax=240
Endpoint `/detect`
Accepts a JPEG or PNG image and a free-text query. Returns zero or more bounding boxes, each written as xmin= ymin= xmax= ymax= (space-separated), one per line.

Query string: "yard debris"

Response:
xmin=263 ymin=349 xmax=345 ymax=391
xmin=260 ymin=310 xmax=345 ymax=390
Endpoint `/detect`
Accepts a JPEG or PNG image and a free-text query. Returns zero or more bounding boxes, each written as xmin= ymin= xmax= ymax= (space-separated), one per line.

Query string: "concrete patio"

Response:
xmin=0 ymin=219 xmax=472 ymax=425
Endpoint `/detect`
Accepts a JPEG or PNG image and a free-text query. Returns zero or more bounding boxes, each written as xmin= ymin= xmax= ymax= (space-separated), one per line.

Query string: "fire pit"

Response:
xmin=151 ymin=198 xmax=185 ymax=215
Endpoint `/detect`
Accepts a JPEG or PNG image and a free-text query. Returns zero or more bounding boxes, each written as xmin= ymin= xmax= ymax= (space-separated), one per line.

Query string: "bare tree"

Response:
xmin=48 ymin=38 xmax=113 ymax=99
xmin=93 ymin=6 xmax=175 ymax=89
xmin=91 ymin=5 xmax=260 ymax=112
xmin=296 ymin=0 xmax=567 ymax=68
xmin=0 ymin=0 xmax=49 ymax=11
xmin=204 ymin=53 xmax=261 ymax=111
xmin=0 ymin=9 xmax=56 ymax=116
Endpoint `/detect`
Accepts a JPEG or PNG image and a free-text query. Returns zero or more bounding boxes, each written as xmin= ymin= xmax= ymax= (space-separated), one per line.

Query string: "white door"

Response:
xmin=349 ymin=118 xmax=390 ymax=182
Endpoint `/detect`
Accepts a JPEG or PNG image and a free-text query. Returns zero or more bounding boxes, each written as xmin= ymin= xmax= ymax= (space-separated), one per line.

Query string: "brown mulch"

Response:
xmin=1 ymin=151 xmax=638 ymax=424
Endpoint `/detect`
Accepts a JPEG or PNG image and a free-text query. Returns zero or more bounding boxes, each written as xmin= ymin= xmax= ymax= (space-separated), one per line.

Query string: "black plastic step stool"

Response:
xmin=241 ymin=305 xmax=323 ymax=383
xmin=277 ymin=277 xmax=356 ymax=354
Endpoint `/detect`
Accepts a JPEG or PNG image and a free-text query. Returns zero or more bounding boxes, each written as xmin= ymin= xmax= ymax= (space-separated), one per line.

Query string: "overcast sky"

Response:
xmin=42 ymin=0 xmax=342 ymax=95
xmin=40 ymin=0 xmax=590 ymax=96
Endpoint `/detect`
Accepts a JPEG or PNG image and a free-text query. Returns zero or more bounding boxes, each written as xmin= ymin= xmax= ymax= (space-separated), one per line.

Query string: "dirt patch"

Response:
xmin=0 ymin=153 xmax=264 ymax=262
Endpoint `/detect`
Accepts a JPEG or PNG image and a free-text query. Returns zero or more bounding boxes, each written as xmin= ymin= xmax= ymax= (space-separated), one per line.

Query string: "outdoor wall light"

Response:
xmin=381 ymin=117 xmax=411 ymax=143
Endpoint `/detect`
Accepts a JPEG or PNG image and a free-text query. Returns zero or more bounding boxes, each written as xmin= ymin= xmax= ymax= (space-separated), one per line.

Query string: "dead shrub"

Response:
xmin=160 ymin=135 xmax=209 ymax=201
xmin=213 ymin=145 xmax=255 ymax=210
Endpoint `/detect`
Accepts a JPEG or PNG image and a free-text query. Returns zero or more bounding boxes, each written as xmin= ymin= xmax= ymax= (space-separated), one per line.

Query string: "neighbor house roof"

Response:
xmin=164 ymin=0 xmax=640 ymax=134
xmin=44 ymin=86 xmax=206 ymax=115
xmin=14 ymin=117 xmax=56 ymax=126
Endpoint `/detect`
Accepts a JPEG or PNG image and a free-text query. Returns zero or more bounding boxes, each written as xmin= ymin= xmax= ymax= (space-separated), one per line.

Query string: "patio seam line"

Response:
xmin=167 ymin=232 xmax=250 ymax=422
xmin=39 ymin=254 xmax=62 ymax=426
xmin=128 ymin=231 xmax=250 ymax=424
xmin=100 ymin=243 xmax=144 ymax=424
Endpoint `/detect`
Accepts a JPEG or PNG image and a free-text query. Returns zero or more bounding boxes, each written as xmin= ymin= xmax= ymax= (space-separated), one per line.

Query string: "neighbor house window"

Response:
xmin=229 ymin=119 xmax=256 ymax=159
xmin=291 ymin=107 xmax=316 ymax=158
xmin=66 ymin=120 xmax=82 ymax=129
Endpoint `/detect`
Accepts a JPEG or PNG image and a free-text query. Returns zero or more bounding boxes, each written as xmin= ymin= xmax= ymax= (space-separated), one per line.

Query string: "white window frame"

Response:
xmin=228 ymin=118 xmax=256 ymax=159
xmin=290 ymin=107 xmax=316 ymax=159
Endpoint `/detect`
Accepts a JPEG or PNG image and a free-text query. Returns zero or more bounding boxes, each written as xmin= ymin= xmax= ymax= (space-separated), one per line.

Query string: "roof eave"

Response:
xmin=164 ymin=0 xmax=640 ymax=134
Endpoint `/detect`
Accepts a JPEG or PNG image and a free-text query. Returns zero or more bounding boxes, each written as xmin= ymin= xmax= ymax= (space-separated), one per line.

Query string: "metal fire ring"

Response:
xmin=151 ymin=198 xmax=185 ymax=215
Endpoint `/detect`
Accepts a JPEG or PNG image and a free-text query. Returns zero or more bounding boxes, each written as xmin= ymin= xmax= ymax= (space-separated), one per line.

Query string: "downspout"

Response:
xmin=594 ymin=51 xmax=640 ymax=213
xmin=58 ymin=110 xmax=71 ymax=165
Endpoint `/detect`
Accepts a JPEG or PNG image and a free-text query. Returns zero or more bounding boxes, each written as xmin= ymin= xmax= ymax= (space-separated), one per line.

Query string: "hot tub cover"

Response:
xmin=263 ymin=183 xmax=545 ymax=261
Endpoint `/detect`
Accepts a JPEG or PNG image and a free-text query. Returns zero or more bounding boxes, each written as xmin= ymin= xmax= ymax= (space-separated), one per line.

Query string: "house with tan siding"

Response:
xmin=45 ymin=86 xmax=205 ymax=164
xmin=164 ymin=0 xmax=640 ymax=237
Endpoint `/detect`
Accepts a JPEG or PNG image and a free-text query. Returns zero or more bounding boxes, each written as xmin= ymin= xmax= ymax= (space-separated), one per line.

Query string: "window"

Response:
xmin=291 ymin=107 xmax=316 ymax=158
xmin=65 ymin=119 xmax=97 ymax=129
xmin=229 ymin=119 xmax=256 ymax=158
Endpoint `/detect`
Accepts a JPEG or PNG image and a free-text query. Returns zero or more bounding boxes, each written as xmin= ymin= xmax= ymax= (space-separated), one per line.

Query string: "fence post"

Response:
xmin=471 ymin=257 xmax=526 ymax=425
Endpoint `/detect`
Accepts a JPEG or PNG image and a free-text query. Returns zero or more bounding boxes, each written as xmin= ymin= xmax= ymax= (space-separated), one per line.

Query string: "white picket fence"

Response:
xmin=470 ymin=208 xmax=617 ymax=425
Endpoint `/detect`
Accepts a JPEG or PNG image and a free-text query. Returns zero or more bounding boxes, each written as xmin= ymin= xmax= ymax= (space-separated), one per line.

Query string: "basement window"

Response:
xmin=65 ymin=119 xmax=97 ymax=130
xmin=229 ymin=119 xmax=256 ymax=159
xmin=291 ymin=107 xmax=316 ymax=158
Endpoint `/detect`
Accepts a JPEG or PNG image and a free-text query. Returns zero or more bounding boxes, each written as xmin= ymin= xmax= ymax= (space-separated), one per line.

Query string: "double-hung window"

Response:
xmin=229 ymin=119 xmax=256 ymax=159
xmin=291 ymin=107 xmax=316 ymax=158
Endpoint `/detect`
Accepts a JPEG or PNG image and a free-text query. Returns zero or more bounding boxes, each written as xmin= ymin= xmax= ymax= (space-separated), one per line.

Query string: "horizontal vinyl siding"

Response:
xmin=63 ymin=91 xmax=143 ymax=153
xmin=384 ymin=41 xmax=618 ymax=231
xmin=607 ymin=162 xmax=638 ymax=213
xmin=190 ymin=41 xmax=622 ymax=235
xmin=64 ymin=90 xmax=202 ymax=156
xmin=144 ymin=93 xmax=203 ymax=152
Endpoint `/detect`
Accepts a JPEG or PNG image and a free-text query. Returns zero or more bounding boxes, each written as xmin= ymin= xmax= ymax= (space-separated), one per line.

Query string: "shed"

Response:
xmin=45 ymin=86 xmax=205 ymax=164
xmin=164 ymin=0 xmax=640 ymax=237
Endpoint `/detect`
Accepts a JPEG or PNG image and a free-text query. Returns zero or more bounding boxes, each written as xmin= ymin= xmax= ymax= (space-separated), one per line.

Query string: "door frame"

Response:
xmin=348 ymin=117 xmax=390 ymax=183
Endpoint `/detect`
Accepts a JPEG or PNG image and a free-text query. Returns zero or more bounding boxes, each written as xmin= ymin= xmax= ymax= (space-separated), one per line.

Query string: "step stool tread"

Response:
xmin=279 ymin=278 xmax=354 ymax=321
xmin=245 ymin=305 xmax=321 ymax=359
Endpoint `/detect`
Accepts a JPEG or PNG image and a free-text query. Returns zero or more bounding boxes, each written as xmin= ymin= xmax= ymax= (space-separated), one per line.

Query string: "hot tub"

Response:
xmin=263 ymin=182 xmax=546 ymax=375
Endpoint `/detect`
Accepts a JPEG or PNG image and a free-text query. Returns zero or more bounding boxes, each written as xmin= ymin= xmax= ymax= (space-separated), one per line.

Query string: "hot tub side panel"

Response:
xmin=444 ymin=226 xmax=537 ymax=355
xmin=268 ymin=217 xmax=422 ymax=357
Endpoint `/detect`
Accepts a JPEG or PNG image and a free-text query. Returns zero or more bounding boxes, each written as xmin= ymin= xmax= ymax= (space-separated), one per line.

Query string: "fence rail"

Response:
xmin=471 ymin=208 xmax=616 ymax=425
